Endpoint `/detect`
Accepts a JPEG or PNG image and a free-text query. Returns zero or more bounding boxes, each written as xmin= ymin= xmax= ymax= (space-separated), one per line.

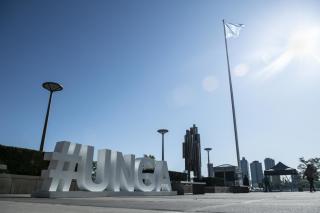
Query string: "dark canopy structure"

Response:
xmin=264 ymin=162 xmax=298 ymax=176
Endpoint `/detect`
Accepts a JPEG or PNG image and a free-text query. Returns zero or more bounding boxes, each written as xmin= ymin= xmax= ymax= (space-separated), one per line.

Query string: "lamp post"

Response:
xmin=157 ymin=129 xmax=168 ymax=161
xmin=39 ymin=82 xmax=63 ymax=152
xmin=204 ymin=147 xmax=212 ymax=177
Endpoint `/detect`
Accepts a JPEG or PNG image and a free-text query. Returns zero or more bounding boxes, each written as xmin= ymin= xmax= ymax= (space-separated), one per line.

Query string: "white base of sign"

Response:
xmin=31 ymin=191 xmax=177 ymax=198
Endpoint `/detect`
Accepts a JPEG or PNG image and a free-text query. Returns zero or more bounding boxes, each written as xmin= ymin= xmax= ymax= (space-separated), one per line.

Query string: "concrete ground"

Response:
xmin=1 ymin=192 xmax=320 ymax=213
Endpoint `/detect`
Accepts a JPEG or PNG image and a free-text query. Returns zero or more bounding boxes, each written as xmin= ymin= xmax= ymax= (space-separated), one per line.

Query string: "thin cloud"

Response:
xmin=202 ymin=75 xmax=219 ymax=93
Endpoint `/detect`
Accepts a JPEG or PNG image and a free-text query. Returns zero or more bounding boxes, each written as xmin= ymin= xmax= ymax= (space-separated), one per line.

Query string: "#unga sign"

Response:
xmin=40 ymin=141 xmax=172 ymax=193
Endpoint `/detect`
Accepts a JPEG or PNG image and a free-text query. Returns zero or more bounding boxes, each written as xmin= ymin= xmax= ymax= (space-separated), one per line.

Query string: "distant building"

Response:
xmin=240 ymin=157 xmax=250 ymax=180
xmin=264 ymin=158 xmax=275 ymax=170
xmin=264 ymin=157 xmax=281 ymax=185
xmin=250 ymin=161 xmax=263 ymax=187
xmin=214 ymin=164 xmax=237 ymax=186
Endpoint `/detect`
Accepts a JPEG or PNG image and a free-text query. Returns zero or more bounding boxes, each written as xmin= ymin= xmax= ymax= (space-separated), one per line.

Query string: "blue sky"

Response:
xmin=1 ymin=0 xmax=320 ymax=175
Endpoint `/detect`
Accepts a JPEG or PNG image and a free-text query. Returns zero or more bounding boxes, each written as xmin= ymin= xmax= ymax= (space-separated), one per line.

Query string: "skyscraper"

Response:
xmin=264 ymin=157 xmax=280 ymax=185
xmin=264 ymin=158 xmax=275 ymax=170
xmin=240 ymin=157 xmax=250 ymax=180
xmin=250 ymin=160 xmax=263 ymax=187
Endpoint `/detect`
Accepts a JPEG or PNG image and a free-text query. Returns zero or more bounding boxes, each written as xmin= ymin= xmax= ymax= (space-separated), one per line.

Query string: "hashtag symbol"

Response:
xmin=41 ymin=141 xmax=81 ymax=192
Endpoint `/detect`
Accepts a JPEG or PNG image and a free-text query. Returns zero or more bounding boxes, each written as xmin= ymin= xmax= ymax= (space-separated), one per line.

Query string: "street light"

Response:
xmin=39 ymin=82 xmax=63 ymax=152
xmin=157 ymin=129 xmax=168 ymax=161
xmin=204 ymin=147 xmax=212 ymax=177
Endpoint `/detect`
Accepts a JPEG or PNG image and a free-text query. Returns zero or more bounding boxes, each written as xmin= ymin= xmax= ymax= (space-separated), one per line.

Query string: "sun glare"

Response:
xmin=258 ymin=26 xmax=320 ymax=79
xmin=287 ymin=28 xmax=320 ymax=58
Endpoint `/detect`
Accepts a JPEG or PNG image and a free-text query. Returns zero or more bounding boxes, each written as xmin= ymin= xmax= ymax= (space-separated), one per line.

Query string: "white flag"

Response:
xmin=225 ymin=22 xmax=244 ymax=39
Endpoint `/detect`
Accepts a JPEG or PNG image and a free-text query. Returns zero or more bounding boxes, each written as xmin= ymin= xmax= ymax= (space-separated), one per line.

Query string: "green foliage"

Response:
xmin=143 ymin=154 xmax=155 ymax=159
xmin=297 ymin=157 xmax=320 ymax=180
xmin=0 ymin=144 xmax=48 ymax=176
xmin=298 ymin=179 xmax=309 ymax=188
xmin=298 ymin=157 xmax=320 ymax=172
xmin=243 ymin=175 xmax=250 ymax=186
xmin=296 ymin=157 xmax=320 ymax=190
xmin=258 ymin=183 xmax=264 ymax=188
xmin=92 ymin=161 xmax=97 ymax=180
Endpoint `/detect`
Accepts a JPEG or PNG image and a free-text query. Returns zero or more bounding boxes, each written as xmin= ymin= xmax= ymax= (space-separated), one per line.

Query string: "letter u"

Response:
xmin=76 ymin=145 xmax=111 ymax=192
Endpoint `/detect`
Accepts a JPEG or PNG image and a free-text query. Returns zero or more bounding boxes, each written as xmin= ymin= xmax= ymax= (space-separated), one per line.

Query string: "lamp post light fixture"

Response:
xmin=157 ymin=129 xmax=169 ymax=161
xmin=39 ymin=82 xmax=63 ymax=152
xmin=204 ymin=147 xmax=212 ymax=177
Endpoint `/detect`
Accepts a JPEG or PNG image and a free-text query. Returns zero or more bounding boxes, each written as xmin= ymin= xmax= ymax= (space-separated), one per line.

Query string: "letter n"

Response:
xmin=108 ymin=151 xmax=135 ymax=192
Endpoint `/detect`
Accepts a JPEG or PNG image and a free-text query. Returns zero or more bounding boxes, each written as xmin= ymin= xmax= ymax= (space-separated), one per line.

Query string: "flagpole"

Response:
xmin=222 ymin=19 xmax=241 ymax=169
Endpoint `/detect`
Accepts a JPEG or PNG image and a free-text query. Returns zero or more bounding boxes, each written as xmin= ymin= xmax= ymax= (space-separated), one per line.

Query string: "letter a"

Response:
xmin=154 ymin=161 xmax=172 ymax=192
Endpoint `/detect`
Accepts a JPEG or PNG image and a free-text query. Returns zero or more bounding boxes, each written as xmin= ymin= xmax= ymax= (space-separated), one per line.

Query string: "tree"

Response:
xmin=243 ymin=175 xmax=249 ymax=186
xmin=144 ymin=154 xmax=155 ymax=159
xmin=297 ymin=157 xmax=320 ymax=180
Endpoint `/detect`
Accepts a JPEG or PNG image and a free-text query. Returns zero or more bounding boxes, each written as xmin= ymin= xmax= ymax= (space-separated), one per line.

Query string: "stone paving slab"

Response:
xmin=1 ymin=192 xmax=320 ymax=213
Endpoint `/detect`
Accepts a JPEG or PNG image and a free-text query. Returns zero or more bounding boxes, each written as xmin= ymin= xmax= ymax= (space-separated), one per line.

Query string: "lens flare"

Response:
xmin=287 ymin=28 xmax=320 ymax=58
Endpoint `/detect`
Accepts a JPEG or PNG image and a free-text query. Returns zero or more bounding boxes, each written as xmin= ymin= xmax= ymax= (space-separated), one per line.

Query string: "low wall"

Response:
xmin=0 ymin=174 xmax=42 ymax=194
xmin=205 ymin=186 xmax=231 ymax=193
xmin=230 ymin=186 xmax=249 ymax=193
xmin=205 ymin=186 xmax=249 ymax=193
xmin=0 ymin=174 xmax=79 ymax=194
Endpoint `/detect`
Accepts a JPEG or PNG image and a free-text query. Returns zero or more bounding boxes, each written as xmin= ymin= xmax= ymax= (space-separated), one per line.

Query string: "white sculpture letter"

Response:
xmin=77 ymin=145 xmax=111 ymax=192
xmin=108 ymin=151 xmax=135 ymax=192
xmin=155 ymin=161 xmax=172 ymax=192
xmin=41 ymin=141 xmax=81 ymax=192
xmin=134 ymin=157 xmax=156 ymax=192
xmin=39 ymin=141 xmax=173 ymax=194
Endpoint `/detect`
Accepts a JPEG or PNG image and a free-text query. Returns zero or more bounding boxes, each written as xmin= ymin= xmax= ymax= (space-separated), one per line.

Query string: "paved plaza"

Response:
xmin=1 ymin=192 xmax=320 ymax=213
